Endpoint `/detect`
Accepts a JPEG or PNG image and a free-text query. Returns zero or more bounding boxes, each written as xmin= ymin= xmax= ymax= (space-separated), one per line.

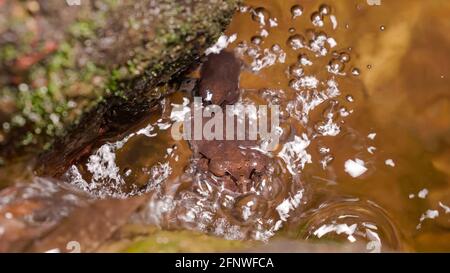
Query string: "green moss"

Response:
xmin=69 ymin=20 xmax=96 ymax=39
xmin=0 ymin=44 xmax=18 ymax=62
xmin=106 ymin=227 xmax=250 ymax=253
xmin=2 ymin=39 xmax=85 ymax=147
xmin=14 ymin=85 xmax=69 ymax=145
xmin=105 ymin=69 xmax=128 ymax=99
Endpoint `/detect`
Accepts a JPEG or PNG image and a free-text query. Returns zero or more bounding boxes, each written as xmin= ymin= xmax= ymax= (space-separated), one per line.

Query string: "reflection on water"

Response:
xmin=0 ymin=0 xmax=449 ymax=252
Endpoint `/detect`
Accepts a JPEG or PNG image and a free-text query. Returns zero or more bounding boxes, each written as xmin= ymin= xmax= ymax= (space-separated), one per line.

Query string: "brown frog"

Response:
xmin=189 ymin=51 xmax=270 ymax=192
xmin=198 ymin=51 xmax=241 ymax=106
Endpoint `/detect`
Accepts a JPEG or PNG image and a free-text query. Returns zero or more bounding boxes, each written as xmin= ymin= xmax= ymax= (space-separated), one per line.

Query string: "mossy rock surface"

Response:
xmin=0 ymin=0 xmax=239 ymax=163
xmin=97 ymin=225 xmax=253 ymax=253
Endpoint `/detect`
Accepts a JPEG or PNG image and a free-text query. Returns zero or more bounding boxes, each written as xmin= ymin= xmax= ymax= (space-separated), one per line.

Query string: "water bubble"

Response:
xmin=367 ymin=64 xmax=372 ymax=69
xmin=291 ymin=5 xmax=303 ymax=18
xmin=315 ymin=118 xmax=340 ymax=136
xmin=260 ymin=29 xmax=269 ymax=37
xmin=238 ymin=4 xmax=250 ymax=13
xmin=380 ymin=25 xmax=386 ymax=31
xmin=247 ymin=47 xmax=259 ymax=58
xmin=289 ymin=79 xmax=299 ymax=90
xmin=321 ymin=154 xmax=335 ymax=168
xmin=289 ymin=27 xmax=296 ymax=33
xmin=311 ymin=11 xmax=324 ymax=27
xmin=319 ymin=4 xmax=331 ymax=16
xmin=252 ymin=7 xmax=270 ymax=25
xmin=339 ymin=52 xmax=351 ymax=63
xmin=298 ymin=54 xmax=312 ymax=66
xmin=251 ymin=35 xmax=263 ymax=45
xmin=339 ymin=106 xmax=350 ymax=117
xmin=329 ymin=59 xmax=345 ymax=73
xmin=322 ymin=100 xmax=339 ymax=116
xmin=351 ymin=68 xmax=360 ymax=76
xmin=319 ymin=146 xmax=331 ymax=155
xmin=271 ymin=43 xmax=282 ymax=53
xmin=232 ymin=194 xmax=265 ymax=222
xmin=287 ymin=34 xmax=305 ymax=50
xmin=269 ymin=18 xmax=278 ymax=27
xmin=298 ymin=200 xmax=401 ymax=252
xmin=289 ymin=65 xmax=304 ymax=78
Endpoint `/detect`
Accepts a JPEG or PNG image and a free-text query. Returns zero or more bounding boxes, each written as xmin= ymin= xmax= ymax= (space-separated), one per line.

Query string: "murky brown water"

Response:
xmin=0 ymin=0 xmax=449 ymax=252
xmin=226 ymin=0 xmax=450 ymax=252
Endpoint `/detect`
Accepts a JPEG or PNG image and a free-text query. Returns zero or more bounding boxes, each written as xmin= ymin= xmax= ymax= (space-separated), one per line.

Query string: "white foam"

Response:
xmin=260 ymin=29 xmax=269 ymax=37
xmin=250 ymin=48 xmax=277 ymax=72
xmin=288 ymin=79 xmax=340 ymax=124
xmin=44 ymin=248 xmax=61 ymax=253
xmin=385 ymin=159 xmax=395 ymax=167
xmin=368 ymin=133 xmax=377 ymax=140
xmin=170 ymin=98 xmax=191 ymax=122
xmin=269 ymin=18 xmax=278 ymax=27
xmin=420 ymin=209 xmax=439 ymax=221
xmin=205 ymin=34 xmax=237 ymax=55
xmin=344 ymin=158 xmax=368 ymax=178
xmin=316 ymin=116 xmax=340 ymax=136
xmin=313 ymin=223 xmax=357 ymax=243
xmin=299 ymin=56 xmax=313 ymax=66
xmin=278 ymin=134 xmax=312 ymax=175
xmin=136 ymin=124 xmax=157 ymax=137
xmin=417 ymin=209 xmax=439 ymax=229
xmin=418 ymin=188 xmax=428 ymax=199
xmin=365 ymin=228 xmax=382 ymax=253
xmin=330 ymin=15 xmax=338 ymax=29
xmin=276 ymin=190 xmax=304 ymax=221
xmin=308 ymin=34 xmax=328 ymax=56
xmin=327 ymin=37 xmax=337 ymax=48
xmin=439 ymin=202 xmax=450 ymax=214
xmin=146 ymin=162 xmax=172 ymax=191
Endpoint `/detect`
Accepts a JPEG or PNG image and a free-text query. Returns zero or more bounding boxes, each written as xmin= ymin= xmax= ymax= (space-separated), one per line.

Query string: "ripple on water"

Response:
xmin=298 ymin=199 xmax=402 ymax=252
